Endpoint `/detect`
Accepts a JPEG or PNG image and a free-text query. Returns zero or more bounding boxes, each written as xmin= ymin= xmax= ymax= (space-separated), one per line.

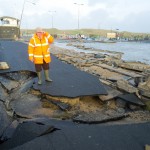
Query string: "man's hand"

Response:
xmin=30 ymin=59 xmax=34 ymax=62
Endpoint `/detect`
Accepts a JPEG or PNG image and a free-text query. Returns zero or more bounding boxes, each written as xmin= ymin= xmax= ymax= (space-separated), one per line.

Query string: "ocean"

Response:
xmin=54 ymin=41 xmax=150 ymax=65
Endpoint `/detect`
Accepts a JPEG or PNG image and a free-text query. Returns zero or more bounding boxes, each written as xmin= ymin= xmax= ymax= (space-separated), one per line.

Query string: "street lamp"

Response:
xmin=74 ymin=3 xmax=84 ymax=30
xmin=18 ymin=0 xmax=36 ymax=37
xmin=48 ymin=11 xmax=56 ymax=29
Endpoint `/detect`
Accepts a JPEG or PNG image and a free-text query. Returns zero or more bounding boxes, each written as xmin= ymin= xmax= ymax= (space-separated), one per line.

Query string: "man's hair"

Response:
xmin=36 ymin=27 xmax=43 ymax=33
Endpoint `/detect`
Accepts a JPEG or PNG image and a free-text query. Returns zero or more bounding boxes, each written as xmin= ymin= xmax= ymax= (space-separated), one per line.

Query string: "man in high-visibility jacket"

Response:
xmin=28 ymin=27 xmax=54 ymax=85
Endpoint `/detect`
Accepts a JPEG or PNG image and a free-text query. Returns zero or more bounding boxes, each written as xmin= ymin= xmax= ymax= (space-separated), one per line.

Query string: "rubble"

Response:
xmin=51 ymin=44 xmax=150 ymax=102
xmin=0 ymin=62 xmax=9 ymax=70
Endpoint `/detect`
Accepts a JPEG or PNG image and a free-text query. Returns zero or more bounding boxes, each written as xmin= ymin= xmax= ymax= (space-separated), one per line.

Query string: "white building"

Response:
xmin=0 ymin=16 xmax=19 ymax=27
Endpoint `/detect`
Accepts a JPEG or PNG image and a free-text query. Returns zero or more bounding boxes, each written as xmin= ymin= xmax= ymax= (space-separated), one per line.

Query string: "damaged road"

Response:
xmin=0 ymin=118 xmax=150 ymax=150
xmin=0 ymin=41 xmax=107 ymax=97
xmin=0 ymin=40 xmax=150 ymax=150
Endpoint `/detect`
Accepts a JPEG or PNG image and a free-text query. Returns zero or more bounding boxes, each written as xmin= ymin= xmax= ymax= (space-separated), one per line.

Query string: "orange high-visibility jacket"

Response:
xmin=28 ymin=32 xmax=54 ymax=64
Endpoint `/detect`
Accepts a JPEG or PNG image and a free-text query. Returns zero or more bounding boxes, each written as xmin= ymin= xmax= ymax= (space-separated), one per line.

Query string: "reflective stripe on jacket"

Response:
xmin=28 ymin=32 xmax=54 ymax=64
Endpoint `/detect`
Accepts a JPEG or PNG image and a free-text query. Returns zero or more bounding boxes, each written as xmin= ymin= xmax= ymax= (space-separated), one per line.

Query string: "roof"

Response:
xmin=0 ymin=16 xmax=20 ymax=21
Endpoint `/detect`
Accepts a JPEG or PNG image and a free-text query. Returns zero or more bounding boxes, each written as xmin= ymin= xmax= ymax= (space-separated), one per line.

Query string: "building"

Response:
xmin=0 ymin=16 xmax=20 ymax=40
xmin=106 ymin=32 xmax=117 ymax=39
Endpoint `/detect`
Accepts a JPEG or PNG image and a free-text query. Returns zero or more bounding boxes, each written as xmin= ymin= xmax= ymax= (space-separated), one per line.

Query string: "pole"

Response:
xmin=48 ymin=11 xmax=56 ymax=29
xmin=18 ymin=0 xmax=26 ymax=38
xmin=74 ymin=3 xmax=84 ymax=30
xmin=77 ymin=5 xmax=79 ymax=30
xmin=52 ymin=15 xmax=53 ymax=28
xmin=18 ymin=0 xmax=36 ymax=38
xmin=20 ymin=0 xmax=26 ymax=29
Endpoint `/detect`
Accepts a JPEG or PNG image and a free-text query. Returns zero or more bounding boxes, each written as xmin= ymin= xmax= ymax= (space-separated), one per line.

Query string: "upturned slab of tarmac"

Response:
xmin=0 ymin=118 xmax=150 ymax=150
xmin=0 ymin=41 xmax=107 ymax=97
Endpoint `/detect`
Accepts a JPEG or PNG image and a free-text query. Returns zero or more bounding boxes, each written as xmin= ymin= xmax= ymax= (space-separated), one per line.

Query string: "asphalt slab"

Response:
xmin=0 ymin=119 xmax=150 ymax=150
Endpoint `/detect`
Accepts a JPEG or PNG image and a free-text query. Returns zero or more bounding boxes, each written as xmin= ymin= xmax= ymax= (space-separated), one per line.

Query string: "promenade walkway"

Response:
xmin=0 ymin=40 xmax=107 ymax=97
xmin=0 ymin=41 xmax=150 ymax=150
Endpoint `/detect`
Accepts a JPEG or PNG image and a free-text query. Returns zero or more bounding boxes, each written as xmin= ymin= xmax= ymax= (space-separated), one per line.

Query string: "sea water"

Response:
xmin=55 ymin=41 xmax=150 ymax=65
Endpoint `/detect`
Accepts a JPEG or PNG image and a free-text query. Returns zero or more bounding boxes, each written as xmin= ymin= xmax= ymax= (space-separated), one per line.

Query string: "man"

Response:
xmin=28 ymin=27 xmax=54 ymax=85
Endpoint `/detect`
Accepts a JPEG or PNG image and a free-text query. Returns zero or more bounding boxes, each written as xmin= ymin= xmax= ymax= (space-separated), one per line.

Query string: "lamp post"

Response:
xmin=18 ymin=0 xmax=36 ymax=37
xmin=48 ymin=11 xmax=56 ymax=29
xmin=74 ymin=3 xmax=84 ymax=30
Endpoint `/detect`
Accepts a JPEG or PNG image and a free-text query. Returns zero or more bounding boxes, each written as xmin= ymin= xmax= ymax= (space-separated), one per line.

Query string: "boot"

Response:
xmin=37 ymin=72 xmax=42 ymax=85
xmin=44 ymin=70 xmax=52 ymax=82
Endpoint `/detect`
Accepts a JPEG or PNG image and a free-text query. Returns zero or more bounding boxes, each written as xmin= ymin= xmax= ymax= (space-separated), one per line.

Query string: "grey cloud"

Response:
xmin=0 ymin=0 xmax=150 ymax=33
xmin=87 ymin=0 xmax=119 ymax=6
xmin=120 ymin=11 xmax=150 ymax=33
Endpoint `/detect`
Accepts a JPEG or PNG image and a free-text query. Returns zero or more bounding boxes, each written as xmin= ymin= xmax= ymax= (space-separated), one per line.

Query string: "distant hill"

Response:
xmin=21 ymin=28 xmax=150 ymax=39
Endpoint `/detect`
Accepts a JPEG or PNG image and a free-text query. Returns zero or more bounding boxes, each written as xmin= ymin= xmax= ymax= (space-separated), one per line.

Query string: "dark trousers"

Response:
xmin=35 ymin=60 xmax=49 ymax=72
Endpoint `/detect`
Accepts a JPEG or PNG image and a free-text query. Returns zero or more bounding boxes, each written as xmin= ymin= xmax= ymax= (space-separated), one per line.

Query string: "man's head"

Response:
xmin=35 ymin=27 xmax=44 ymax=39
xmin=36 ymin=27 xmax=43 ymax=33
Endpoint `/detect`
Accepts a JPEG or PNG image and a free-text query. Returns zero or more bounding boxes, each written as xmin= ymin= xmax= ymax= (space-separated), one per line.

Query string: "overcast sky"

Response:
xmin=0 ymin=0 xmax=150 ymax=33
